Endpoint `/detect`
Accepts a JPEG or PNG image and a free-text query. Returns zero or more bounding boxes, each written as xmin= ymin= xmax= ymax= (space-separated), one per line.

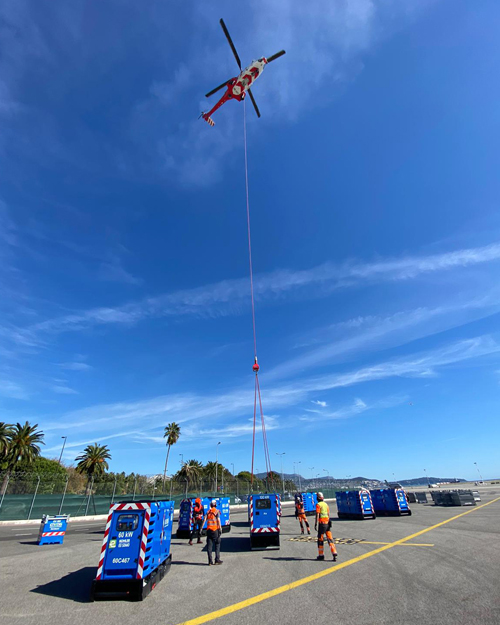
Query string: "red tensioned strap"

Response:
xmin=243 ymin=99 xmax=272 ymax=487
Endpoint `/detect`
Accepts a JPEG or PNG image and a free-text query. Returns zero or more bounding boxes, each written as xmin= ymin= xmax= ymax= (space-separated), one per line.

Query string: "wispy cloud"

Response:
xmin=58 ymin=362 xmax=92 ymax=371
xmin=311 ymin=400 xmax=327 ymax=407
xmin=41 ymin=335 xmax=500 ymax=450
xmin=5 ymin=242 xmax=500 ymax=347
xmin=51 ymin=384 xmax=78 ymax=395
xmin=0 ymin=379 xmax=29 ymax=400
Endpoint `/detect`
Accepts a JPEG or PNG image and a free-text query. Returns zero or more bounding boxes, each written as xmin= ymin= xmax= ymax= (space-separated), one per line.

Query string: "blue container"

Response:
xmin=200 ymin=497 xmax=231 ymax=533
xmin=38 ymin=514 xmax=69 ymax=545
xmin=249 ymin=494 xmax=280 ymax=550
xmin=176 ymin=498 xmax=197 ymax=538
xmin=336 ymin=490 xmax=376 ymax=520
xmin=177 ymin=497 xmax=231 ymax=538
xmin=300 ymin=492 xmax=318 ymax=516
xmin=91 ymin=500 xmax=174 ymax=601
xmin=369 ymin=488 xmax=411 ymax=516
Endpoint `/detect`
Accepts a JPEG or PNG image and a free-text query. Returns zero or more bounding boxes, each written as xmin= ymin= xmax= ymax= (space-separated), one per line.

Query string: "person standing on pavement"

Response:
xmin=203 ymin=499 xmax=223 ymax=566
xmin=189 ymin=498 xmax=204 ymax=546
xmin=295 ymin=495 xmax=311 ymax=535
xmin=315 ymin=492 xmax=337 ymax=561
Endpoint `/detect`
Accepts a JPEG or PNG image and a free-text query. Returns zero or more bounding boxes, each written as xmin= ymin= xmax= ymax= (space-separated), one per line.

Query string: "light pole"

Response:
xmin=276 ymin=453 xmax=286 ymax=494
xmin=295 ymin=461 xmax=302 ymax=491
xmin=474 ymin=462 xmax=484 ymax=482
xmin=215 ymin=442 xmax=221 ymax=493
xmin=179 ymin=453 xmax=184 ymax=466
xmin=323 ymin=469 xmax=328 ymax=487
xmin=231 ymin=463 xmax=235 ymax=475
xmin=58 ymin=436 xmax=67 ymax=464
xmin=423 ymin=468 xmax=430 ymax=488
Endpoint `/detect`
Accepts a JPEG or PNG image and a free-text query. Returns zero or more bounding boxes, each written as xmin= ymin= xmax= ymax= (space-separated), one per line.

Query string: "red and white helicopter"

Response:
xmin=201 ymin=19 xmax=285 ymax=126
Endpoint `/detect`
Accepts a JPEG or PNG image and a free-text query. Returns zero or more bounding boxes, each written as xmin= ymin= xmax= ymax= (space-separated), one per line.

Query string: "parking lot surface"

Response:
xmin=1 ymin=493 xmax=499 ymax=625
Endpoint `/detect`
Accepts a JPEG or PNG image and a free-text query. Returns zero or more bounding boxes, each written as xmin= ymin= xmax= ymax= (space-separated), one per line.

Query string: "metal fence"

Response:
xmin=0 ymin=472 xmax=358 ymax=521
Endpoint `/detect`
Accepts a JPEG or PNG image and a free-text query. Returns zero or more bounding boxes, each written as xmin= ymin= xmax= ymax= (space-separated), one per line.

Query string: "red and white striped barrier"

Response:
xmin=41 ymin=531 xmax=65 ymax=537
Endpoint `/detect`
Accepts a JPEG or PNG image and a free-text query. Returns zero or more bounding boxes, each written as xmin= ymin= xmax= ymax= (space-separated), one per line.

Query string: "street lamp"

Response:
xmin=215 ymin=442 xmax=221 ymax=493
xmin=276 ymin=452 xmax=286 ymax=494
xmin=179 ymin=453 xmax=184 ymax=466
xmin=58 ymin=437 xmax=67 ymax=464
xmin=423 ymin=468 xmax=430 ymax=488
xmin=295 ymin=461 xmax=302 ymax=491
xmin=474 ymin=462 xmax=484 ymax=482
xmin=231 ymin=463 xmax=235 ymax=475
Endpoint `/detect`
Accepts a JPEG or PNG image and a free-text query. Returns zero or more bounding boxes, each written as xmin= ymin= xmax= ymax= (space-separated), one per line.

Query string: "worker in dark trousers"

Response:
xmin=189 ymin=498 xmax=204 ymax=545
xmin=315 ymin=492 xmax=337 ymax=561
xmin=203 ymin=499 xmax=223 ymax=566
xmin=295 ymin=495 xmax=311 ymax=535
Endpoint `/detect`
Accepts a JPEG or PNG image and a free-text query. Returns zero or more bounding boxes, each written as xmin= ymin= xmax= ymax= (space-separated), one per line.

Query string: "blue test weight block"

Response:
xmin=38 ymin=514 xmax=69 ymax=545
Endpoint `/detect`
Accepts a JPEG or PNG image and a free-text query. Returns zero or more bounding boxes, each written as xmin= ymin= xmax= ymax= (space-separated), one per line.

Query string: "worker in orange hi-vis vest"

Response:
xmin=295 ymin=495 xmax=311 ymax=535
xmin=189 ymin=498 xmax=204 ymax=546
xmin=315 ymin=492 xmax=337 ymax=561
xmin=202 ymin=500 xmax=223 ymax=566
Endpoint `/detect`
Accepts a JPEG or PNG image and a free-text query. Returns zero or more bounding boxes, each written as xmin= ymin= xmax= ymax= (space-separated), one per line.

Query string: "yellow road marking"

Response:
xmin=361 ymin=541 xmax=434 ymax=547
xmin=176 ymin=497 xmax=500 ymax=625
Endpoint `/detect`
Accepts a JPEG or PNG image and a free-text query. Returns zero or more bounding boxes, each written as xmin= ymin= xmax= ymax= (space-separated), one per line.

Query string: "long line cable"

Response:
xmin=243 ymin=99 xmax=273 ymax=487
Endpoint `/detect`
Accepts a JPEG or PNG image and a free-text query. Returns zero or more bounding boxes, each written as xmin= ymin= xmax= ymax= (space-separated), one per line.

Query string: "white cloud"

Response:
xmin=5 ymin=242 xmax=500 ymax=346
xmin=311 ymin=400 xmax=327 ymax=407
xmin=0 ymin=379 xmax=29 ymax=400
xmin=41 ymin=335 xmax=500 ymax=449
xmin=58 ymin=362 xmax=92 ymax=371
xmin=51 ymin=384 xmax=79 ymax=395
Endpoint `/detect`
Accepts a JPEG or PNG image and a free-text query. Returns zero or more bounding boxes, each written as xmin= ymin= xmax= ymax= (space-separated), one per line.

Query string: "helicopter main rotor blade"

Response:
xmin=206 ymin=79 xmax=230 ymax=98
xmin=220 ymin=18 xmax=242 ymax=70
xmin=248 ymin=88 xmax=261 ymax=118
xmin=266 ymin=50 xmax=286 ymax=63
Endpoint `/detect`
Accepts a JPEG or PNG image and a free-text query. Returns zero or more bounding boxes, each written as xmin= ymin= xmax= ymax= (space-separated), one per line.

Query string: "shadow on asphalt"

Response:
xmin=230 ymin=521 xmax=248 ymax=527
xmin=31 ymin=567 xmax=95 ymax=603
xmin=173 ymin=560 xmax=208 ymax=567
xmin=19 ymin=541 xmax=40 ymax=546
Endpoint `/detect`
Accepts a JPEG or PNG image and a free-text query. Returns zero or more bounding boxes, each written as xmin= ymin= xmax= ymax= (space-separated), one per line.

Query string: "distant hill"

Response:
xmin=398 ymin=477 xmax=466 ymax=486
xmin=253 ymin=473 xmax=466 ymax=488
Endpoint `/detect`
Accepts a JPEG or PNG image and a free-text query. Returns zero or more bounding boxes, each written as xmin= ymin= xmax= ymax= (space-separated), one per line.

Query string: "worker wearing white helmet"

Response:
xmin=315 ymin=492 xmax=337 ymax=561
xmin=202 ymin=499 xmax=223 ymax=565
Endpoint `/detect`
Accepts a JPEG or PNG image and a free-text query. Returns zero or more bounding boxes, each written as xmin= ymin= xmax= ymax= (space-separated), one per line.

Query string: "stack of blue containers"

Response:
xmin=336 ymin=490 xmax=376 ymax=519
xmin=369 ymin=488 xmax=412 ymax=516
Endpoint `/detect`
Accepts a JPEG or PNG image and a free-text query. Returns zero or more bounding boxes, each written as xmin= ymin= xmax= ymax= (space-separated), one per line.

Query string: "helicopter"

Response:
xmin=201 ymin=19 xmax=286 ymax=126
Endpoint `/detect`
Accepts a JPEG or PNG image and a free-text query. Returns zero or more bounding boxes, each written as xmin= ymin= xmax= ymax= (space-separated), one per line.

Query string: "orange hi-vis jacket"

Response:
xmin=206 ymin=508 xmax=220 ymax=532
xmin=193 ymin=502 xmax=203 ymax=520
xmin=296 ymin=502 xmax=305 ymax=516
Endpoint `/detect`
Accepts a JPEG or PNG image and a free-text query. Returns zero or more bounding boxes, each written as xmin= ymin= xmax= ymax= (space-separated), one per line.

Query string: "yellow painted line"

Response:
xmin=176 ymin=497 xmax=500 ymax=625
xmin=361 ymin=541 xmax=434 ymax=547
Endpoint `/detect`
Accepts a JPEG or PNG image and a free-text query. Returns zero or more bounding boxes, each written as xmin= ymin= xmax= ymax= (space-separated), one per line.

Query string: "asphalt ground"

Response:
xmin=1 ymin=493 xmax=499 ymax=625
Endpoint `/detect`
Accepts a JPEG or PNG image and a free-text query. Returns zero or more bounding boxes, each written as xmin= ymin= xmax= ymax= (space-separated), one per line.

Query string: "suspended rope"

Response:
xmin=243 ymin=99 xmax=273 ymax=488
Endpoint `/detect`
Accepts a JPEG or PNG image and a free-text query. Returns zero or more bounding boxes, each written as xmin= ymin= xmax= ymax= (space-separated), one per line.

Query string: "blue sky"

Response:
xmin=1 ymin=0 xmax=499 ymax=481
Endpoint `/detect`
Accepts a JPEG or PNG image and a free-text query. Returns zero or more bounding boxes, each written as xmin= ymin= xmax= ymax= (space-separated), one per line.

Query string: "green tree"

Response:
xmin=11 ymin=456 xmax=68 ymax=495
xmin=1 ymin=422 xmax=44 ymax=495
xmin=162 ymin=422 xmax=181 ymax=489
xmin=75 ymin=443 xmax=111 ymax=494
xmin=0 ymin=422 xmax=13 ymax=460
xmin=177 ymin=459 xmax=203 ymax=491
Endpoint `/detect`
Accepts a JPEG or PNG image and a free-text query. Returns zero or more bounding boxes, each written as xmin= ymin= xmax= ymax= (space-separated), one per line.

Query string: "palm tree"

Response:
xmin=203 ymin=461 xmax=219 ymax=491
xmin=75 ymin=443 xmax=111 ymax=494
xmin=1 ymin=422 xmax=44 ymax=495
xmin=162 ymin=422 xmax=181 ymax=490
xmin=0 ymin=422 xmax=13 ymax=459
xmin=177 ymin=459 xmax=203 ymax=491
